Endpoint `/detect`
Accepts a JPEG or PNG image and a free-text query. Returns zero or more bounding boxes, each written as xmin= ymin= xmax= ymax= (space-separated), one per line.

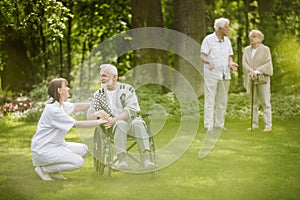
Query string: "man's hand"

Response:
xmin=200 ymin=53 xmax=215 ymax=70
xmin=208 ymin=62 xmax=215 ymax=70
xmin=94 ymin=110 xmax=110 ymax=120
xmin=229 ymin=62 xmax=238 ymax=71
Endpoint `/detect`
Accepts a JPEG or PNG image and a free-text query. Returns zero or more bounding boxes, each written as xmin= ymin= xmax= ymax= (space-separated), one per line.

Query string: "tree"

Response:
xmin=0 ymin=0 xmax=71 ymax=92
xmin=1 ymin=0 xmax=299 ymax=96
xmin=257 ymin=0 xmax=300 ymax=94
xmin=0 ymin=1 xmax=36 ymax=92
xmin=173 ymin=0 xmax=206 ymax=97
xmin=131 ymin=0 xmax=169 ymax=92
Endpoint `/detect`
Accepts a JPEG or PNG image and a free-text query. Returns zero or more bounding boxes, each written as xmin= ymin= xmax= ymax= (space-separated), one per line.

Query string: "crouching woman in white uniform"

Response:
xmin=31 ymin=78 xmax=105 ymax=181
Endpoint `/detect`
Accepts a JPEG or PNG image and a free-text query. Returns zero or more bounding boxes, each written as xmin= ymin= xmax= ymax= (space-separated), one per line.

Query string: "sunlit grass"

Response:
xmin=0 ymin=117 xmax=300 ymax=200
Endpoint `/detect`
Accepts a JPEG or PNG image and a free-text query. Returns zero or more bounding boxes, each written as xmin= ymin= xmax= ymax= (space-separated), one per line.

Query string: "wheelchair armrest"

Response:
xmin=140 ymin=113 xmax=151 ymax=118
xmin=140 ymin=113 xmax=151 ymax=124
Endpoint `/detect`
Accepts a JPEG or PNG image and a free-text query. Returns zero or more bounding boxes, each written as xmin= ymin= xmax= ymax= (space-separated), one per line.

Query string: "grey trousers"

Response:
xmin=113 ymin=118 xmax=150 ymax=156
xmin=250 ymin=82 xmax=272 ymax=129
xmin=204 ymin=78 xmax=230 ymax=130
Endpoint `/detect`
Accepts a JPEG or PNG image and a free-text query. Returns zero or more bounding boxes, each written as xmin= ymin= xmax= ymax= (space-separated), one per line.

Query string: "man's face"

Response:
xmin=100 ymin=69 xmax=116 ymax=90
xmin=219 ymin=23 xmax=229 ymax=36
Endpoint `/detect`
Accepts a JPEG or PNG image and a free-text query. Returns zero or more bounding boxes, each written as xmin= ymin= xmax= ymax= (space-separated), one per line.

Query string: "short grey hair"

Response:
xmin=214 ymin=18 xmax=230 ymax=31
xmin=100 ymin=64 xmax=118 ymax=75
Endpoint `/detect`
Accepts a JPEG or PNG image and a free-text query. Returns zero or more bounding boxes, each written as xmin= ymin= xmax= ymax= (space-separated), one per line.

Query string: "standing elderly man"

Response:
xmin=87 ymin=64 xmax=155 ymax=170
xmin=200 ymin=18 xmax=238 ymax=133
xmin=242 ymin=30 xmax=273 ymax=132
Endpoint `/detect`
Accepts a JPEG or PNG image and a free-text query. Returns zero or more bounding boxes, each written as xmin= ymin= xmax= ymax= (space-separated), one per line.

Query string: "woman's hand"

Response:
xmin=94 ymin=110 xmax=110 ymax=120
xmin=248 ymin=68 xmax=257 ymax=80
xmin=103 ymin=117 xmax=116 ymax=129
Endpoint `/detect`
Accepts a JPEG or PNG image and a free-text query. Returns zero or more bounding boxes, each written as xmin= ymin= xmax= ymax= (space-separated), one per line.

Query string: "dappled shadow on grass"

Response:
xmin=1 ymin=118 xmax=300 ymax=200
xmin=191 ymin=118 xmax=300 ymax=199
xmin=0 ymin=153 xmax=64 ymax=200
xmin=0 ymin=121 xmax=36 ymax=149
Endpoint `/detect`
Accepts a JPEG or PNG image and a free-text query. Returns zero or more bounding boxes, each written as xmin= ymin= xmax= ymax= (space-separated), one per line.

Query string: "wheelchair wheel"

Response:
xmin=94 ymin=126 xmax=113 ymax=176
xmin=94 ymin=127 xmax=106 ymax=175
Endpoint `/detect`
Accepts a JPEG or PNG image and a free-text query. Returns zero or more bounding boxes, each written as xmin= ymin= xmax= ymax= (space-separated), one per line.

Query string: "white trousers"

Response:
xmin=204 ymin=78 xmax=230 ymax=130
xmin=113 ymin=118 xmax=150 ymax=156
xmin=32 ymin=142 xmax=88 ymax=173
xmin=250 ymin=82 xmax=272 ymax=129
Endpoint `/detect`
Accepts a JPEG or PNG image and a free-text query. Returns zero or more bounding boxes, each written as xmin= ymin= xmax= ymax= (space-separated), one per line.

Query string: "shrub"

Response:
xmin=1 ymin=85 xmax=299 ymax=122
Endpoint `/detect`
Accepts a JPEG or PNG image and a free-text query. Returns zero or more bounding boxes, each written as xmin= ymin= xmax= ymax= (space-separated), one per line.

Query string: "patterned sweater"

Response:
xmin=88 ymin=82 xmax=140 ymax=121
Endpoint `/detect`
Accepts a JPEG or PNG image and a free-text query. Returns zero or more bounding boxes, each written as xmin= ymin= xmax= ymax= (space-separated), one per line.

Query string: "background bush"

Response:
xmin=1 ymin=86 xmax=299 ymax=123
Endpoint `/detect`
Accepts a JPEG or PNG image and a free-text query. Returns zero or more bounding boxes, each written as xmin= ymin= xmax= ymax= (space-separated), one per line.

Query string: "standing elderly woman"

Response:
xmin=242 ymin=30 xmax=273 ymax=132
xmin=31 ymin=78 xmax=105 ymax=181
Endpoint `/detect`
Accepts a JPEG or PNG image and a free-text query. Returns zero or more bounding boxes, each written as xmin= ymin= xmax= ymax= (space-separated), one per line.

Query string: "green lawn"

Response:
xmin=1 ymin=117 xmax=300 ymax=200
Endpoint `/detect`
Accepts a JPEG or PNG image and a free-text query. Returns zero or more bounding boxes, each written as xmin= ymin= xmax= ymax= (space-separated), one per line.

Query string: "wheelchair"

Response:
xmin=93 ymin=114 xmax=156 ymax=176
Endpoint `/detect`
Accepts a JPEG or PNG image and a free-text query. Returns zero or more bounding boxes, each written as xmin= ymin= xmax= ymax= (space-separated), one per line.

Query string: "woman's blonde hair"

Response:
xmin=249 ymin=29 xmax=264 ymax=42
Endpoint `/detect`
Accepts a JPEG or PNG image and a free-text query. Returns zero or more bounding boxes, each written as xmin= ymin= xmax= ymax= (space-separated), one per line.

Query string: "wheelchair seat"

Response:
xmin=93 ymin=114 xmax=156 ymax=176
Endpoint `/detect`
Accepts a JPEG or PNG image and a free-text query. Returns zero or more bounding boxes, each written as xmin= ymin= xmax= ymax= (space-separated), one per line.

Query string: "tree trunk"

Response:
xmin=66 ymin=5 xmax=73 ymax=85
xmin=131 ymin=0 xmax=168 ymax=93
xmin=1 ymin=32 xmax=33 ymax=92
xmin=257 ymin=0 xmax=275 ymax=45
xmin=59 ymin=39 xmax=63 ymax=77
xmin=173 ymin=0 xmax=206 ymax=97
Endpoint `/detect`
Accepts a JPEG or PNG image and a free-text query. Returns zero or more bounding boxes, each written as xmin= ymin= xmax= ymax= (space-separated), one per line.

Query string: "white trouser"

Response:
xmin=113 ymin=118 xmax=150 ymax=156
xmin=204 ymin=78 xmax=230 ymax=130
xmin=250 ymin=82 xmax=272 ymax=129
xmin=34 ymin=142 xmax=88 ymax=173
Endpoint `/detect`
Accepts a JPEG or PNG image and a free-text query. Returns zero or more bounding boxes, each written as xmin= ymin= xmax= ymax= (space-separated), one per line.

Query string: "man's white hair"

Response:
xmin=100 ymin=64 xmax=118 ymax=75
xmin=214 ymin=18 xmax=230 ymax=31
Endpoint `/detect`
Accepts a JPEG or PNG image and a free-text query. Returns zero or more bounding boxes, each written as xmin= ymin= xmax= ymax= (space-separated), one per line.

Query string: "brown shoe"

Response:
xmin=263 ymin=127 xmax=272 ymax=132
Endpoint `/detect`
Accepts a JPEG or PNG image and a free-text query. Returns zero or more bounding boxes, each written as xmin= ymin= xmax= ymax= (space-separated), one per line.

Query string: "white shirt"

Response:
xmin=106 ymin=89 xmax=118 ymax=116
xmin=201 ymin=32 xmax=234 ymax=80
xmin=251 ymin=48 xmax=262 ymax=74
xmin=31 ymin=101 xmax=76 ymax=154
xmin=251 ymin=48 xmax=257 ymax=58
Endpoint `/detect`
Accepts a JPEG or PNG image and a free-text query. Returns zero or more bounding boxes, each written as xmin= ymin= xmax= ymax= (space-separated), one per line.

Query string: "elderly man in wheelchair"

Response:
xmin=87 ymin=64 xmax=155 ymax=172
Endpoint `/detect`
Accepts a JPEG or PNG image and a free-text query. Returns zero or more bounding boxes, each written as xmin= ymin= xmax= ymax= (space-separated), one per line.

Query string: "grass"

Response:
xmin=0 ymin=116 xmax=300 ymax=200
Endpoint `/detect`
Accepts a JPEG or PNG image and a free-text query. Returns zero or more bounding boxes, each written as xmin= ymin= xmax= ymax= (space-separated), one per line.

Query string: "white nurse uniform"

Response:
xmin=31 ymin=101 xmax=88 ymax=173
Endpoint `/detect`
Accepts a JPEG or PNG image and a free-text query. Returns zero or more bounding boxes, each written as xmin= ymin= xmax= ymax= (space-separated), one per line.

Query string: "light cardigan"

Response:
xmin=242 ymin=43 xmax=273 ymax=91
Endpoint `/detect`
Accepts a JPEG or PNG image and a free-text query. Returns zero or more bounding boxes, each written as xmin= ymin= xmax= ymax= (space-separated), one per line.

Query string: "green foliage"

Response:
xmin=271 ymin=94 xmax=300 ymax=119
xmin=19 ymin=102 xmax=44 ymax=122
xmin=136 ymin=87 xmax=300 ymax=120
xmin=136 ymin=85 xmax=180 ymax=117
xmin=272 ymin=36 xmax=300 ymax=95
xmin=0 ymin=102 xmax=44 ymax=123
xmin=29 ymin=81 xmax=48 ymax=102
xmin=226 ymin=93 xmax=251 ymax=119
xmin=272 ymin=0 xmax=300 ymax=36
xmin=3 ymin=86 xmax=299 ymax=122
xmin=137 ymin=87 xmax=300 ymax=119
xmin=1 ymin=0 xmax=300 ymax=96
